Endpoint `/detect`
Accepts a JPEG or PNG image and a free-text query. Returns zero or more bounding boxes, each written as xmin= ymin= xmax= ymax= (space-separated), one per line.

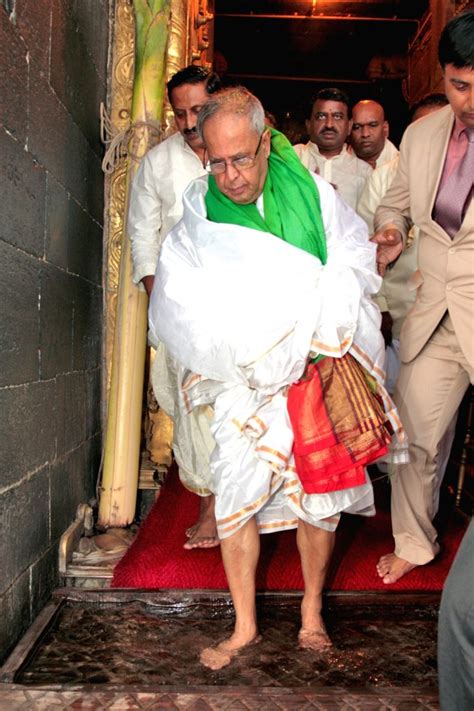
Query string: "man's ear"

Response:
xmin=383 ymin=120 xmax=389 ymax=138
xmin=305 ymin=118 xmax=311 ymax=135
xmin=347 ymin=118 xmax=353 ymax=137
xmin=264 ymin=128 xmax=271 ymax=157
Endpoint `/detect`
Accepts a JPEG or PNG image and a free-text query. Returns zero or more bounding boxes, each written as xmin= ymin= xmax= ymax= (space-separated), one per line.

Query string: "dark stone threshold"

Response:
xmin=0 ymin=587 xmax=440 ymax=709
xmin=0 ymin=683 xmax=439 ymax=710
xmin=0 ymin=684 xmax=439 ymax=711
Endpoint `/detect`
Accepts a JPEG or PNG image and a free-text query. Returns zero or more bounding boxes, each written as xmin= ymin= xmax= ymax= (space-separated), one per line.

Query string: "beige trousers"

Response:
xmin=392 ymin=314 xmax=473 ymax=564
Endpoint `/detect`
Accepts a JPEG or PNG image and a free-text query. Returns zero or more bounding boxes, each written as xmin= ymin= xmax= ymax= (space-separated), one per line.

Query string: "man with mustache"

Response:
xmin=128 ymin=65 xmax=221 ymax=550
xmin=294 ymin=87 xmax=372 ymax=210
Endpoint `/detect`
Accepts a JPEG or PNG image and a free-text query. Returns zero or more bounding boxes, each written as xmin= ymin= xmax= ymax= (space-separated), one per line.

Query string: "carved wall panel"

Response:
xmin=162 ymin=0 xmax=215 ymax=135
xmin=406 ymin=0 xmax=471 ymax=106
xmin=103 ymin=0 xmax=215 ymax=413
xmin=103 ymin=0 xmax=135 ymax=411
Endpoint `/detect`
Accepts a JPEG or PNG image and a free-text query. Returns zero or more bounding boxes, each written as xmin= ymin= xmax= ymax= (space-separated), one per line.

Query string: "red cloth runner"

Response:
xmin=111 ymin=468 xmax=467 ymax=592
xmin=287 ymin=354 xmax=392 ymax=494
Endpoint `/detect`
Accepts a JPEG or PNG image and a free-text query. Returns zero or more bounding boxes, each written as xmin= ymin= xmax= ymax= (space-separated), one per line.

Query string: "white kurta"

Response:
xmin=347 ymin=139 xmax=399 ymax=169
xmin=128 ymin=131 xmax=213 ymax=494
xmin=128 ymin=131 xmax=206 ymax=285
xmin=149 ymin=174 xmax=407 ymax=538
xmin=293 ymin=142 xmax=372 ymax=210
xmin=375 ymin=138 xmax=399 ymax=168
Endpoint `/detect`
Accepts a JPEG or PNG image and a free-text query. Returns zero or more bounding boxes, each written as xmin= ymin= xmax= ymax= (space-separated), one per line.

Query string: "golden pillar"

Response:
xmin=99 ymin=0 xmax=215 ymax=528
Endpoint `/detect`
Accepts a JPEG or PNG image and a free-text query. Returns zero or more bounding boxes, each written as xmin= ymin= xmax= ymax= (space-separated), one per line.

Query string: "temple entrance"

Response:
xmin=97 ymin=0 xmax=467 ymax=537
xmin=91 ymin=0 xmax=471 ymax=577
xmin=38 ymin=0 xmax=472 ymax=628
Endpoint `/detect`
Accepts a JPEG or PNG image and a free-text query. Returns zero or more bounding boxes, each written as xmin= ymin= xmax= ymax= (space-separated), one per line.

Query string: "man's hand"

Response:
xmin=141 ymin=275 xmax=155 ymax=297
xmin=370 ymin=228 xmax=403 ymax=276
xmin=380 ymin=311 xmax=393 ymax=348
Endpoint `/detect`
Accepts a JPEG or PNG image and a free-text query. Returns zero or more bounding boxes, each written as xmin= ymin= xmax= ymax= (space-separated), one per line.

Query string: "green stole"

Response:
xmin=205 ymin=128 xmax=327 ymax=264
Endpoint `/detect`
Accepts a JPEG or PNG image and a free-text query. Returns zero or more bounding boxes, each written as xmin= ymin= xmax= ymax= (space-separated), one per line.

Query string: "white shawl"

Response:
xmin=149 ymin=175 xmax=406 ymax=538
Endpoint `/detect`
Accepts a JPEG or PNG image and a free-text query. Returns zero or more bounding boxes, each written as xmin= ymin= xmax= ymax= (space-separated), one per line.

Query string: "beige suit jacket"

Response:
xmin=374 ymin=105 xmax=474 ymax=368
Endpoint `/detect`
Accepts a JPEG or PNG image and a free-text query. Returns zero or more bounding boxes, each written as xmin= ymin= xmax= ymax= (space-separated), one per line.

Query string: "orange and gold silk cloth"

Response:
xmin=288 ymin=354 xmax=391 ymax=494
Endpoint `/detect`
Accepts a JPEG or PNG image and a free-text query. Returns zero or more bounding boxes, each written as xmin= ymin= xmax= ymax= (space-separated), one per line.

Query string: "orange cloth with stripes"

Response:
xmin=287 ymin=354 xmax=392 ymax=494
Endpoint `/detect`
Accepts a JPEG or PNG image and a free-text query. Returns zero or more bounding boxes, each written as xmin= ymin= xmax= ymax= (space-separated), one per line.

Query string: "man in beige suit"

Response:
xmin=372 ymin=9 xmax=474 ymax=584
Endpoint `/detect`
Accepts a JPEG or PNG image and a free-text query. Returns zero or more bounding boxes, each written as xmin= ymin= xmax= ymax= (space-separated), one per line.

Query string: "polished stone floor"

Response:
xmin=0 ymin=591 xmax=440 ymax=708
xmin=17 ymin=598 xmax=439 ymax=688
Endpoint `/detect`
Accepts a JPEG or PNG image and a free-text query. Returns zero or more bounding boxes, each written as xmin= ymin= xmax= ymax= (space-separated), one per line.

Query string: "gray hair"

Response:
xmin=196 ymin=86 xmax=265 ymax=140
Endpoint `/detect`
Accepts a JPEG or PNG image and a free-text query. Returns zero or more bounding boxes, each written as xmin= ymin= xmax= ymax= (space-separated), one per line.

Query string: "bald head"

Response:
xmin=350 ymin=100 xmax=388 ymax=165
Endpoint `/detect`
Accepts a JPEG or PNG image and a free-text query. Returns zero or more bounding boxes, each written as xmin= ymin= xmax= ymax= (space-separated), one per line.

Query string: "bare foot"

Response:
xmin=200 ymin=634 xmax=262 ymax=670
xmin=298 ymin=627 xmax=332 ymax=652
xmin=299 ymin=599 xmax=332 ymax=653
xmin=184 ymin=536 xmax=219 ymax=549
xmin=184 ymin=494 xmax=220 ymax=550
xmin=185 ymin=523 xmax=199 ymax=539
xmin=183 ymin=521 xmax=219 ymax=549
xmin=376 ymin=553 xmax=417 ymax=584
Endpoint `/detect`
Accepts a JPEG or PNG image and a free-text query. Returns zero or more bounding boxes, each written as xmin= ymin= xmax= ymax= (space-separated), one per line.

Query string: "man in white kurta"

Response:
xmin=149 ymin=87 xmax=406 ymax=670
xmin=128 ymin=65 xmax=221 ymax=548
xmin=293 ymin=88 xmax=372 ymax=210
xmin=350 ymin=99 xmax=399 ymax=169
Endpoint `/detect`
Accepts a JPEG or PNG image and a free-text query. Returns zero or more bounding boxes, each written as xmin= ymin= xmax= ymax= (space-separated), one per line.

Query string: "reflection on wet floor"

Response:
xmin=18 ymin=597 xmax=438 ymax=689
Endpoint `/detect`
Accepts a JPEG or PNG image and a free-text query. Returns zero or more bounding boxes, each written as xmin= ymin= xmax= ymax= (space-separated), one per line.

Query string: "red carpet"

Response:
xmin=112 ymin=469 xmax=467 ymax=591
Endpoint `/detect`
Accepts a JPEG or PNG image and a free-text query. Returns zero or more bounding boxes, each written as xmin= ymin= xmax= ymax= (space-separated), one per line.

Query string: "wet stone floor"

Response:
xmin=17 ymin=597 xmax=438 ymax=689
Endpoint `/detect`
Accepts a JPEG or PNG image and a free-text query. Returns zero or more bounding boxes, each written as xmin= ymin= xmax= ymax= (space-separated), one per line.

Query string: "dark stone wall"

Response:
xmin=0 ymin=0 xmax=109 ymax=662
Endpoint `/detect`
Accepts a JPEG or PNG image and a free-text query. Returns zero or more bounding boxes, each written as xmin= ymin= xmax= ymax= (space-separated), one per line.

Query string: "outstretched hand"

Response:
xmin=370 ymin=228 xmax=403 ymax=276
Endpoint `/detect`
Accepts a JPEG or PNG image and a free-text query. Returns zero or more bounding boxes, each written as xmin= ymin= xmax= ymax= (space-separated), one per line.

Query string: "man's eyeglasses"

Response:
xmin=204 ymin=131 xmax=265 ymax=175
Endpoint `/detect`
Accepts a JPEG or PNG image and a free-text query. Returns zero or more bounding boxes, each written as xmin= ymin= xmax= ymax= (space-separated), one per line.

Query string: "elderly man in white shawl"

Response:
xmin=148 ymin=87 xmax=405 ymax=670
